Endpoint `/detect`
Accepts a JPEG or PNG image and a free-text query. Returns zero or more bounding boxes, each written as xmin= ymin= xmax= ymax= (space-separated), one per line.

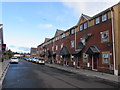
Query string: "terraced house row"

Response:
xmin=36 ymin=3 xmax=120 ymax=76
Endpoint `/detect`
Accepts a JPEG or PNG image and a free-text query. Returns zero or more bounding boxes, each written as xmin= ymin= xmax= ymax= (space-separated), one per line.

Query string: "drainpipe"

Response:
xmin=111 ymin=9 xmax=117 ymax=76
xmin=74 ymin=27 xmax=77 ymax=67
xmin=75 ymin=27 xmax=77 ymax=51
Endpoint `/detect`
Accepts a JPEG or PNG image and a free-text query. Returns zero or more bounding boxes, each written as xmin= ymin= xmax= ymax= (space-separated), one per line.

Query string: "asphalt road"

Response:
xmin=2 ymin=59 xmax=119 ymax=88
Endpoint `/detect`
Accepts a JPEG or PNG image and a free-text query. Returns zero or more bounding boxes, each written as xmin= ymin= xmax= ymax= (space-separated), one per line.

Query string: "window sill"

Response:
xmin=101 ymin=41 xmax=109 ymax=43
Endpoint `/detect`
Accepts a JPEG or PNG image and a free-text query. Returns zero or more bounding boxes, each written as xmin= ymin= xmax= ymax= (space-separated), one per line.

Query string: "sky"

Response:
xmin=1 ymin=0 xmax=119 ymax=53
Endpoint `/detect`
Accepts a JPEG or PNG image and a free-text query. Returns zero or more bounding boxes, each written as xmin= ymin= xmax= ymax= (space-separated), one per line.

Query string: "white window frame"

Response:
xmin=102 ymin=53 xmax=110 ymax=64
xmin=81 ymin=39 xmax=85 ymax=45
xmin=71 ymin=29 xmax=75 ymax=34
xmin=80 ymin=25 xmax=83 ymax=31
xmin=56 ymin=37 xmax=60 ymax=41
xmin=71 ymin=41 xmax=75 ymax=48
xmin=84 ymin=22 xmax=87 ymax=29
xmin=62 ymin=33 xmax=65 ymax=38
xmin=102 ymin=14 xmax=107 ymax=22
xmin=58 ymin=37 xmax=60 ymax=40
xmin=96 ymin=17 xmax=100 ymax=24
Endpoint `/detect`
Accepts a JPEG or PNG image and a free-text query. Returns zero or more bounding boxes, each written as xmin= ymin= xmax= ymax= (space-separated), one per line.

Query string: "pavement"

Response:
xmin=0 ymin=60 xmax=10 ymax=89
xmin=45 ymin=63 xmax=120 ymax=84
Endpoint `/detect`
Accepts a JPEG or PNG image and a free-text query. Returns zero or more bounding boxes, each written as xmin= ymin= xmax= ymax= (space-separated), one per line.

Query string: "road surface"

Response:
xmin=2 ymin=59 xmax=119 ymax=88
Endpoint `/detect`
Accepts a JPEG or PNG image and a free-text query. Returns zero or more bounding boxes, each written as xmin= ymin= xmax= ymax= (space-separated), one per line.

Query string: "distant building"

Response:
xmin=30 ymin=48 xmax=37 ymax=58
xmin=37 ymin=3 xmax=120 ymax=76
xmin=21 ymin=53 xmax=30 ymax=57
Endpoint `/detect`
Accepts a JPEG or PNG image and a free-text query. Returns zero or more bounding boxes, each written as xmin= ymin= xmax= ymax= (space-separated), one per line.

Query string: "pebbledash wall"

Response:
xmin=36 ymin=3 xmax=120 ymax=75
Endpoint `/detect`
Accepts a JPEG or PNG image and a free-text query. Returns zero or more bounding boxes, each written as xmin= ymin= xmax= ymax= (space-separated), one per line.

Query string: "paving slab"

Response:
xmin=0 ymin=60 xmax=10 ymax=89
xmin=46 ymin=63 xmax=120 ymax=83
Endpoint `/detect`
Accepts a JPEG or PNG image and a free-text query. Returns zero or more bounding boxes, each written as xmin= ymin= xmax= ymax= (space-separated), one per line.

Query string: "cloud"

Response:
xmin=8 ymin=45 xmax=30 ymax=53
xmin=62 ymin=0 xmax=119 ymax=16
xmin=17 ymin=47 xmax=30 ymax=52
xmin=37 ymin=24 xmax=53 ymax=29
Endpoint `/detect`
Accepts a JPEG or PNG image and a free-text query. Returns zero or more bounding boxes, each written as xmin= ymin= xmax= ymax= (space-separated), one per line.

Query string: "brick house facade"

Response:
xmin=30 ymin=47 xmax=37 ymax=58
xmin=37 ymin=3 xmax=120 ymax=75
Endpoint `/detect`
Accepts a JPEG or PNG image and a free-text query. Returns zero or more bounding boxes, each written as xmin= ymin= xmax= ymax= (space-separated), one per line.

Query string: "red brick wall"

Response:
xmin=76 ymin=19 xmax=113 ymax=73
xmin=38 ymin=18 xmax=113 ymax=73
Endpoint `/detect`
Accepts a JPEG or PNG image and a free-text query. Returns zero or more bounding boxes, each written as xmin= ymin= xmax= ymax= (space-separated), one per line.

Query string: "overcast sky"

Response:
xmin=1 ymin=0 xmax=119 ymax=53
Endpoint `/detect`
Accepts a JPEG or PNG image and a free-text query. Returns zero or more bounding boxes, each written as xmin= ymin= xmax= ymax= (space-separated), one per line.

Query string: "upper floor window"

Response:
xmin=84 ymin=22 xmax=87 ymax=29
xmin=71 ymin=41 xmax=75 ymax=48
xmin=102 ymin=14 xmax=107 ymax=22
xmin=71 ymin=29 xmax=75 ymax=34
xmin=102 ymin=52 xmax=110 ymax=64
xmin=81 ymin=39 xmax=85 ymax=45
xmin=62 ymin=33 xmax=66 ymax=38
xmin=101 ymin=31 xmax=109 ymax=43
xmin=56 ymin=37 xmax=60 ymax=41
xmin=80 ymin=25 xmax=83 ymax=31
xmin=96 ymin=17 xmax=100 ymax=24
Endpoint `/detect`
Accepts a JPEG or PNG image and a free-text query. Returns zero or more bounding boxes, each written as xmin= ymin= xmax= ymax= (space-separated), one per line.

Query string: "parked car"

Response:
xmin=32 ymin=58 xmax=38 ymax=63
xmin=23 ymin=57 xmax=29 ymax=61
xmin=37 ymin=59 xmax=45 ymax=65
xmin=10 ymin=57 xmax=19 ymax=64
xmin=26 ymin=57 xmax=30 ymax=61
xmin=27 ymin=57 xmax=31 ymax=62
xmin=35 ymin=58 xmax=40 ymax=63
xmin=29 ymin=57 xmax=33 ymax=62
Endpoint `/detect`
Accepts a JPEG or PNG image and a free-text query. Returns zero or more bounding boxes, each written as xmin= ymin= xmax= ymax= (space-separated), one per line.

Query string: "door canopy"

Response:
xmin=60 ymin=46 xmax=70 ymax=56
xmin=86 ymin=46 xmax=100 ymax=55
